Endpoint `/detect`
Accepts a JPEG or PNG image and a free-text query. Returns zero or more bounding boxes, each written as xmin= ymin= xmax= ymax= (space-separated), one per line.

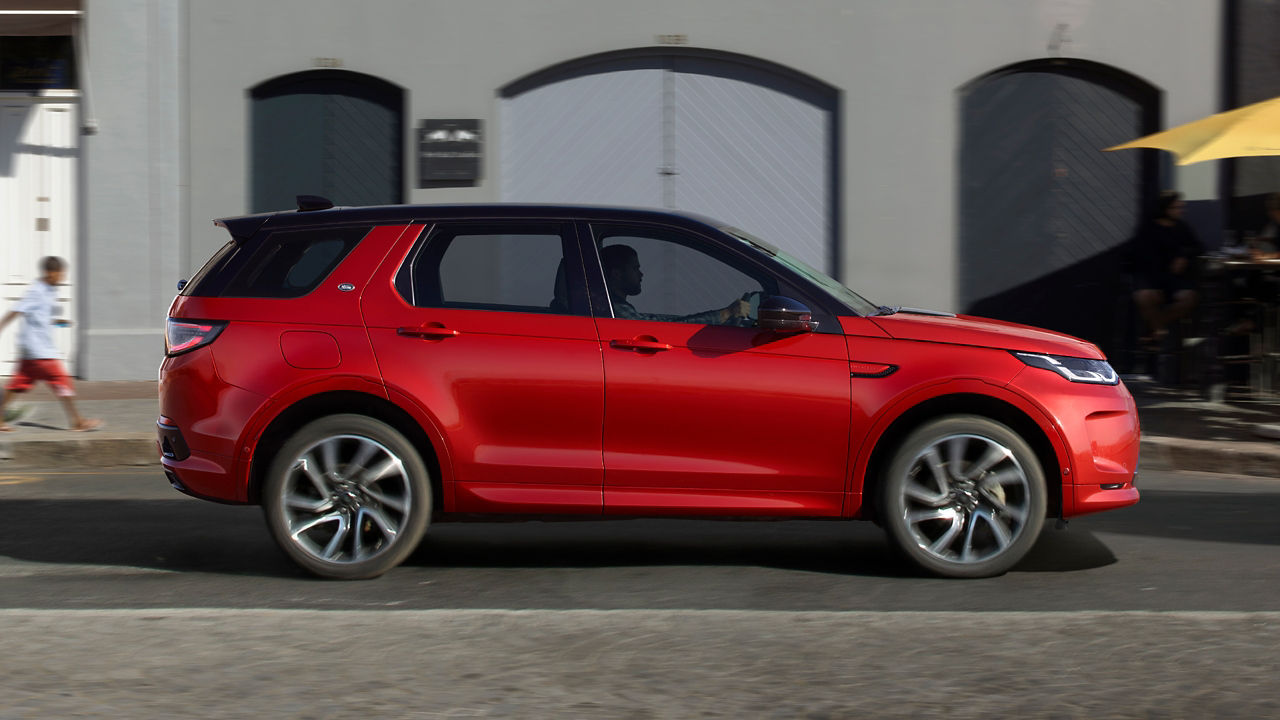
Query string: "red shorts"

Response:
xmin=6 ymin=358 xmax=75 ymax=397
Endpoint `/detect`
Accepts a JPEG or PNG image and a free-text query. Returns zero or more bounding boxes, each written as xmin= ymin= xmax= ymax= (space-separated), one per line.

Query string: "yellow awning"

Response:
xmin=1105 ymin=95 xmax=1280 ymax=165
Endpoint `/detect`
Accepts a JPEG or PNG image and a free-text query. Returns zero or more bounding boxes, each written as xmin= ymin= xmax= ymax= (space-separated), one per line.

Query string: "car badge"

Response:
xmin=337 ymin=283 xmax=356 ymax=292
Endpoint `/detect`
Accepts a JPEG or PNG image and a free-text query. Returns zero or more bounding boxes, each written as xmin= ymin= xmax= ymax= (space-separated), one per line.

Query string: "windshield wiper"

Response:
xmin=872 ymin=305 xmax=900 ymax=316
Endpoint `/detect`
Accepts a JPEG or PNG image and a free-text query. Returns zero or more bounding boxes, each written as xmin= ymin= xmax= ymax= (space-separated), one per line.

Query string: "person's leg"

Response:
xmin=1133 ymin=288 xmax=1168 ymax=338
xmin=57 ymin=395 xmax=100 ymax=431
xmin=1166 ymin=288 xmax=1199 ymax=324
xmin=0 ymin=389 xmax=15 ymax=431
xmin=0 ymin=364 xmax=34 ymax=431
xmin=34 ymin=359 xmax=100 ymax=431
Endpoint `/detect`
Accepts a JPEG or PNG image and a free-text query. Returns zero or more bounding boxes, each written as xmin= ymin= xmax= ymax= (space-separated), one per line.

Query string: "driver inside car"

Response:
xmin=600 ymin=243 xmax=752 ymax=325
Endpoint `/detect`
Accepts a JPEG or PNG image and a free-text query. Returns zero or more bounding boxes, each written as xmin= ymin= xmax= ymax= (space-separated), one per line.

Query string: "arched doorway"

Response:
xmin=959 ymin=60 xmax=1158 ymax=356
xmin=250 ymin=70 xmax=404 ymax=212
xmin=500 ymin=49 xmax=841 ymax=276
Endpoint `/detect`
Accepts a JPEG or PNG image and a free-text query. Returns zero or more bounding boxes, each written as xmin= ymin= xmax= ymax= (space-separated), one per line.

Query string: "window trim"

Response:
xmin=581 ymin=220 xmax=843 ymax=332
xmin=187 ymin=223 xmax=373 ymax=299
xmin=394 ymin=220 xmax=591 ymax=317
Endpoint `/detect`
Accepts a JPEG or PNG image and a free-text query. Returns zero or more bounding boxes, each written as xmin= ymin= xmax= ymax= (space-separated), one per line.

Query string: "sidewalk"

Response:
xmin=1124 ymin=377 xmax=1280 ymax=477
xmin=1 ymin=378 xmax=1279 ymax=478
xmin=0 ymin=381 xmax=159 ymax=468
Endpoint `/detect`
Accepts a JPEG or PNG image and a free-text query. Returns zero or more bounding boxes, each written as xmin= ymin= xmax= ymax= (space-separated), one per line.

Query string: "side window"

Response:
xmin=221 ymin=226 xmax=369 ymax=298
xmin=397 ymin=222 xmax=584 ymax=315
xmin=592 ymin=224 xmax=772 ymax=325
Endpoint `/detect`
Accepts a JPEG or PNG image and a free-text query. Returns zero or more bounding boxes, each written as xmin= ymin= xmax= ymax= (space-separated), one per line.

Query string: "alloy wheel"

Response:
xmin=276 ymin=433 xmax=413 ymax=566
xmin=898 ymin=432 xmax=1033 ymax=565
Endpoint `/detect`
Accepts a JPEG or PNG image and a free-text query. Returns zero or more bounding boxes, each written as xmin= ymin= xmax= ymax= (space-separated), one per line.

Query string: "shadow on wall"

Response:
xmin=966 ymin=198 xmax=1223 ymax=373
xmin=964 ymin=244 xmax=1133 ymax=365
xmin=0 ymin=103 xmax=30 ymax=177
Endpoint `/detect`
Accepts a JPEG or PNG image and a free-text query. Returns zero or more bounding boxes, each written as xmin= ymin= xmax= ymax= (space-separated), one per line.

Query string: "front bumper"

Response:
xmin=1008 ymin=367 xmax=1141 ymax=517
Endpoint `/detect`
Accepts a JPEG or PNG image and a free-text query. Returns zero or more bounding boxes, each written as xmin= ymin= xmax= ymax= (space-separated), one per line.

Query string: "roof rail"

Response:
xmin=296 ymin=195 xmax=334 ymax=212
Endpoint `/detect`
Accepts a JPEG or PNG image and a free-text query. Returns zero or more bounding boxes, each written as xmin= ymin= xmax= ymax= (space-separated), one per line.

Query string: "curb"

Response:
xmin=1140 ymin=435 xmax=1280 ymax=477
xmin=0 ymin=434 xmax=157 ymax=469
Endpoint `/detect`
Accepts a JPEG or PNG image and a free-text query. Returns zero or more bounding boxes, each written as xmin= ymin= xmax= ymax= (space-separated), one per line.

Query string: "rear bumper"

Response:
xmin=162 ymin=452 xmax=245 ymax=504
xmin=157 ymin=416 xmax=189 ymax=461
xmin=158 ymin=349 xmax=267 ymax=504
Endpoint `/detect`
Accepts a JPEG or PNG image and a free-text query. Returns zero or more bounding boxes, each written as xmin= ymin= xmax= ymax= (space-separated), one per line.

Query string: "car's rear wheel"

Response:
xmin=262 ymin=414 xmax=431 ymax=579
xmin=881 ymin=415 xmax=1046 ymax=578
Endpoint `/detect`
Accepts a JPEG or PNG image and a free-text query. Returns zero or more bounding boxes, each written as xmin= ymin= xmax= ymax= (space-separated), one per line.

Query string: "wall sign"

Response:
xmin=417 ymin=119 xmax=482 ymax=184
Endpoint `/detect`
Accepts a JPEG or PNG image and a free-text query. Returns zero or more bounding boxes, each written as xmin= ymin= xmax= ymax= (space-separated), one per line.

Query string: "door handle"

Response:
xmin=398 ymin=325 xmax=460 ymax=339
xmin=610 ymin=336 xmax=672 ymax=352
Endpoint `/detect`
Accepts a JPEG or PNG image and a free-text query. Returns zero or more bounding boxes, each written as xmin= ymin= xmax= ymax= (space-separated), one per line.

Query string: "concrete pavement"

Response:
xmin=1 ymin=378 xmax=1278 ymax=477
xmin=0 ymin=381 xmax=158 ymax=469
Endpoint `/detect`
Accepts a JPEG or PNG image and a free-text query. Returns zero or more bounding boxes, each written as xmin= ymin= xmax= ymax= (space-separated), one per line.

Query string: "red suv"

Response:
xmin=159 ymin=198 xmax=1139 ymax=579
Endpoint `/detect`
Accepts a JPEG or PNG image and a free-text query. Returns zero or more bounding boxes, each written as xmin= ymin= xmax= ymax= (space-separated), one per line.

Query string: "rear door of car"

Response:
xmin=361 ymin=218 xmax=604 ymax=514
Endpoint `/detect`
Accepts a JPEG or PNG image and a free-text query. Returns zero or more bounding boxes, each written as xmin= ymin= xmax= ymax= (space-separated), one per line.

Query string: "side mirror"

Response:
xmin=758 ymin=295 xmax=819 ymax=333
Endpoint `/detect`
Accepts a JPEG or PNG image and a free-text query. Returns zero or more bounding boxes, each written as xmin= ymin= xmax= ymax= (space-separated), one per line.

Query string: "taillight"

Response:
xmin=165 ymin=319 xmax=227 ymax=356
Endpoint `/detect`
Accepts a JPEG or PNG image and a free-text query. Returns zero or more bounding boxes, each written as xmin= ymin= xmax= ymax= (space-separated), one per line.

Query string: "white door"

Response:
xmin=0 ymin=97 xmax=78 ymax=377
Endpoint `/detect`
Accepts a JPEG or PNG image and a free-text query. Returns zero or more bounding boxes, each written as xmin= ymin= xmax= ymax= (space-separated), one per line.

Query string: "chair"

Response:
xmin=1211 ymin=298 xmax=1269 ymax=396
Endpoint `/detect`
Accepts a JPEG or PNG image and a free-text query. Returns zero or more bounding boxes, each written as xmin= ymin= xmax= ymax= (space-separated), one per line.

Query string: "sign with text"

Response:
xmin=417 ymin=119 xmax=482 ymax=184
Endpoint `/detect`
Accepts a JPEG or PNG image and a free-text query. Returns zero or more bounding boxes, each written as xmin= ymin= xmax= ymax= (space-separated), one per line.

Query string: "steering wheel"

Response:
xmin=735 ymin=290 xmax=763 ymax=328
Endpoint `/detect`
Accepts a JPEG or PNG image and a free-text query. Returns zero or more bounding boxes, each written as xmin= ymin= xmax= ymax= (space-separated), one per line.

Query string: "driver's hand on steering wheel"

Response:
xmin=723 ymin=298 xmax=751 ymax=322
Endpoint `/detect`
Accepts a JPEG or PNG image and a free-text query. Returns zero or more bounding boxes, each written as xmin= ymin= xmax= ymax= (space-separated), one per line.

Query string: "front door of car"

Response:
xmin=362 ymin=221 xmax=604 ymax=514
xmin=588 ymin=223 xmax=851 ymax=516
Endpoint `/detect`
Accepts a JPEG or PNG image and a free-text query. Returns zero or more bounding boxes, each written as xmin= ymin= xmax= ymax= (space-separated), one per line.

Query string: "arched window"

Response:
xmin=250 ymin=70 xmax=404 ymax=212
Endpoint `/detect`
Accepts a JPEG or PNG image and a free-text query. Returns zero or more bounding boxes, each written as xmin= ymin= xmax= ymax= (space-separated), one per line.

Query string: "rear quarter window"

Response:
xmin=180 ymin=239 xmax=238 ymax=297
xmin=219 ymin=226 xmax=370 ymax=298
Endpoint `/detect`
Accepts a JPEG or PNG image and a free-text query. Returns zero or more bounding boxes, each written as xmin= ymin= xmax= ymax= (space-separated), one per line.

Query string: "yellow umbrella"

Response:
xmin=1104 ymin=95 xmax=1280 ymax=165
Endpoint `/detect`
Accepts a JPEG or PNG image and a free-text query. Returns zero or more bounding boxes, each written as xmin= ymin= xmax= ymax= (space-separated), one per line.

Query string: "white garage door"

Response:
xmin=1 ymin=97 xmax=78 ymax=377
xmin=501 ymin=53 xmax=836 ymax=275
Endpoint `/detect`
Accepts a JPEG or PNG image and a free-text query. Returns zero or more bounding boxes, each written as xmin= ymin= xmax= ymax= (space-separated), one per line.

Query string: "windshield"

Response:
xmin=722 ymin=227 xmax=880 ymax=316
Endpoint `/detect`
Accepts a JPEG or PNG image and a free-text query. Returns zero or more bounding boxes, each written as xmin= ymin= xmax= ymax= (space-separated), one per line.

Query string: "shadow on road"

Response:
xmin=0 ymin=500 xmax=296 ymax=578
xmin=0 ymin=498 xmax=1129 ymax=579
xmin=1070 ymin=489 xmax=1280 ymax=547
xmin=410 ymin=518 xmax=914 ymax=577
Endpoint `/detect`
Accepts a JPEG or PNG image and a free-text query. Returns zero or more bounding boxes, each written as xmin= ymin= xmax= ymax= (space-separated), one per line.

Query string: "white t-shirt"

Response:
xmin=12 ymin=280 xmax=60 ymax=360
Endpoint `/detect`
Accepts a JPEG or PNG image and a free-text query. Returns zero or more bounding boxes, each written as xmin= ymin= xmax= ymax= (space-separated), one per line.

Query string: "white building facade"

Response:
xmin=5 ymin=0 xmax=1231 ymax=379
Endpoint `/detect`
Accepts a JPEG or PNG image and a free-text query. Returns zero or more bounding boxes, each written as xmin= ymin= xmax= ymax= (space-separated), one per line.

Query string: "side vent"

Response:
xmin=297 ymin=195 xmax=334 ymax=212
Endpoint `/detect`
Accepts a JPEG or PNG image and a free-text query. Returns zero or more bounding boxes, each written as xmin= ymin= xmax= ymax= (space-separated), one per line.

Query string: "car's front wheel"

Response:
xmin=262 ymin=414 xmax=431 ymax=579
xmin=881 ymin=415 xmax=1046 ymax=578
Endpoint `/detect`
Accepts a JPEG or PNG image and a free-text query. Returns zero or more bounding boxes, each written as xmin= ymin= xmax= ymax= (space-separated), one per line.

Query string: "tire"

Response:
xmin=262 ymin=414 xmax=431 ymax=579
xmin=880 ymin=415 xmax=1046 ymax=578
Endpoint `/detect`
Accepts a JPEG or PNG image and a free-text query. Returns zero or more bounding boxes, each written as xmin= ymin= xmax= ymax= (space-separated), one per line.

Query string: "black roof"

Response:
xmin=215 ymin=203 xmax=733 ymax=241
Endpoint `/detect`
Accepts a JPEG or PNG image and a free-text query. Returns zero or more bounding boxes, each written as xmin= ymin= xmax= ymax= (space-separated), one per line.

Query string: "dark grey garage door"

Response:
xmin=251 ymin=71 xmax=403 ymax=213
xmin=960 ymin=62 xmax=1157 ymax=352
xmin=501 ymin=52 xmax=839 ymax=276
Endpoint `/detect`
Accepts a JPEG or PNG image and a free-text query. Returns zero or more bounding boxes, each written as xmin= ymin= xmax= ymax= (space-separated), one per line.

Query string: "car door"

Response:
xmin=587 ymin=222 xmax=851 ymax=516
xmin=362 ymin=220 xmax=604 ymax=514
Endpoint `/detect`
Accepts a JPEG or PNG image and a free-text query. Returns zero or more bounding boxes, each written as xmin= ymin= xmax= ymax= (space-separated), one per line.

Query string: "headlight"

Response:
xmin=1012 ymin=351 xmax=1118 ymax=385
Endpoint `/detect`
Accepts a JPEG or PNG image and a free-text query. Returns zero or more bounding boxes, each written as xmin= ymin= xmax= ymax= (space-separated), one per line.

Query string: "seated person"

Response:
xmin=1251 ymin=192 xmax=1280 ymax=258
xmin=600 ymin=244 xmax=750 ymax=324
xmin=1221 ymin=192 xmax=1280 ymax=336
xmin=1131 ymin=191 xmax=1202 ymax=345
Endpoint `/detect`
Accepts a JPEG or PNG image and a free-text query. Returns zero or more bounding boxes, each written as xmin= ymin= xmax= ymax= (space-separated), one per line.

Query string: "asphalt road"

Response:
xmin=1 ymin=467 xmax=1278 ymax=718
